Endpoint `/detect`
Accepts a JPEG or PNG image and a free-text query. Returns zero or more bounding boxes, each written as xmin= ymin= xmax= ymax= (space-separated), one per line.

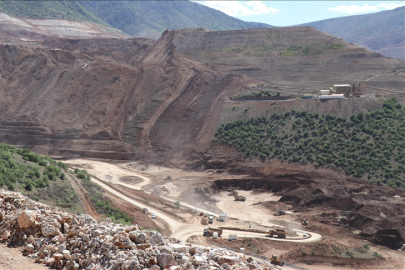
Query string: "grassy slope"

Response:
xmin=0 ymin=142 xmax=134 ymax=223
xmin=303 ymin=6 xmax=405 ymax=59
xmin=0 ymin=1 xmax=272 ymax=37
xmin=71 ymin=168 xmax=134 ymax=225
xmin=0 ymin=143 xmax=85 ymax=214
xmin=0 ymin=1 xmax=108 ymax=26
xmin=214 ymin=98 xmax=405 ymax=189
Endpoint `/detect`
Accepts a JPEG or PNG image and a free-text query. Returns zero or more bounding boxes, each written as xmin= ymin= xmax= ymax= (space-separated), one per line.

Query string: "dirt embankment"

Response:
xmin=0 ymin=26 xmax=403 ymax=165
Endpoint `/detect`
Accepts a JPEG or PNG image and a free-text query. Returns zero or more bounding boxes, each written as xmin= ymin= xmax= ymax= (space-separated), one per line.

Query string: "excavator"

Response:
xmin=270 ymin=255 xmax=284 ymax=266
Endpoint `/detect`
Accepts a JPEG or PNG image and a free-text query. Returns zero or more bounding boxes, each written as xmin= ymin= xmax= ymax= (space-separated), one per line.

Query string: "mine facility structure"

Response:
xmin=318 ymin=82 xmax=404 ymax=100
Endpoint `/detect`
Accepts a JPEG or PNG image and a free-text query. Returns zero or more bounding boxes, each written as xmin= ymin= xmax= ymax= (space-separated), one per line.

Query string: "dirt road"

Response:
xmin=69 ymin=159 xmax=323 ymax=243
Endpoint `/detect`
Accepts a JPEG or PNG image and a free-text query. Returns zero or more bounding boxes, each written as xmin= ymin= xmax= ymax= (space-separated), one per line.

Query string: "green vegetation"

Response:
xmin=225 ymin=47 xmax=243 ymax=53
xmin=73 ymin=168 xmax=134 ymax=224
xmin=279 ymin=45 xmax=326 ymax=57
xmin=214 ymin=98 xmax=405 ymax=189
xmin=0 ymin=1 xmax=272 ymax=37
xmin=325 ymin=44 xmax=346 ymax=50
xmin=174 ymin=200 xmax=181 ymax=208
xmin=231 ymin=90 xmax=274 ymax=100
xmin=0 ymin=142 xmax=83 ymax=213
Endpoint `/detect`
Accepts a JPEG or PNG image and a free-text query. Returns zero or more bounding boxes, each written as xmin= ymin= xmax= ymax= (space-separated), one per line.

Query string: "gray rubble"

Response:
xmin=0 ymin=189 xmax=279 ymax=270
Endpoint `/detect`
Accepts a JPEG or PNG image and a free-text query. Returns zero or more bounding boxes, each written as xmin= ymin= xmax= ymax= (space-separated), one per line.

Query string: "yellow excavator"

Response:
xmin=270 ymin=255 xmax=284 ymax=266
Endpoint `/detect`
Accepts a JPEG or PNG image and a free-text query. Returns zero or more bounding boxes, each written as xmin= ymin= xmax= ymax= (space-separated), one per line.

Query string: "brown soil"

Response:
xmin=65 ymin=170 xmax=102 ymax=221
xmin=103 ymin=192 xmax=164 ymax=232
xmin=119 ymin=176 xmax=143 ymax=185
xmin=0 ymin=243 xmax=50 ymax=270
xmin=0 ymin=26 xmax=402 ymax=165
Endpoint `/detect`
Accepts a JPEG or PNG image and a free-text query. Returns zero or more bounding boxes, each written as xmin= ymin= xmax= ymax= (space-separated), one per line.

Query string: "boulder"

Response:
xmin=62 ymin=250 xmax=71 ymax=260
xmin=170 ymin=244 xmax=187 ymax=253
xmin=150 ymin=234 xmax=165 ymax=245
xmin=158 ymin=253 xmax=177 ymax=269
xmin=218 ymin=256 xmax=239 ymax=265
xmin=24 ymin=244 xmax=34 ymax=253
xmin=18 ymin=210 xmax=37 ymax=229
xmin=129 ymin=231 xmax=148 ymax=244
xmin=1 ymin=230 xmax=10 ymax=241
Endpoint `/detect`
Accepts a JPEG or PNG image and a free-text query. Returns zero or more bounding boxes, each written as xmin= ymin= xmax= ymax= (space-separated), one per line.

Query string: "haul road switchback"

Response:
xmin=68 ymin=159 xmax=322 ymax=243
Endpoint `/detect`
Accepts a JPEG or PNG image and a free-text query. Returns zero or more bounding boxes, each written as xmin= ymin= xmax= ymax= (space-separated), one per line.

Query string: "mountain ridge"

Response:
xmin=303 ymin=6 xmax=405 ymax=59
xmin=0 ymin=0 xmax=273 ymax=39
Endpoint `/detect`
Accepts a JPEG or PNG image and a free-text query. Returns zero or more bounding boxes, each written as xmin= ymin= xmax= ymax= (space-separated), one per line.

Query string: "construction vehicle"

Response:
xmin=270 ymin=255 xmax=284 ymax=266
xmin=143 ymin=208 xmax=148 ymax=215
xmin=274 ymin=210 xmax=285 ymax=216
xmin=302 ymin=219 xmax=309 ymax=226
xmin=234 ymin=195 xmax=246 ymax=201
xmin=203 ymin=227 xmax=223 ymax=237
xmin=209 ymin=215 xmax=214 ymax=224
xmin=266 ymin=228 xmax=287 ymax=238
xmin=228 ymin=190 xmax=238 ymax=196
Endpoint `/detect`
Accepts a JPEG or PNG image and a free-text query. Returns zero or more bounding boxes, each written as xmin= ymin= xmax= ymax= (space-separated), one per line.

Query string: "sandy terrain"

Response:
xmin=69 ymin=158 xmax=322 ymax=243
xmin=0 ymin=243 xmax=50 ymax=270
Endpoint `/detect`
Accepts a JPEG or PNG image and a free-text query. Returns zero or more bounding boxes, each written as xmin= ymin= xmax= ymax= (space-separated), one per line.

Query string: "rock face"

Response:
xmin=0 ymin=189 xmax=276 ymax=270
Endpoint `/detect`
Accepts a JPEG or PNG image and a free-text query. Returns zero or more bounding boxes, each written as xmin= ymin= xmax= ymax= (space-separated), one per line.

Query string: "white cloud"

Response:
xmin=328 ymin=4 xmax=378 ymax=14
xmin=195 ymin=1 xmax=280 ymax=17
xmin=377 ymin=2 xmax=405 ymax=9
xmin=328 ymin=2 xmax=405 ymax=14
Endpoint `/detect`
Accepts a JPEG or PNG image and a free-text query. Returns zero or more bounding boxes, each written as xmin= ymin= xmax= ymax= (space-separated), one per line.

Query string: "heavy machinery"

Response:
xmin=228 ymin=190 xmax=238 ymax=196
xmin=302 ymin=219 xmax=309 ymax=226
xmin=270 ymin=255 xmax=284 ymax=266
xmin=234 ymin=195 xmax=246 ymax=201
xmin=266 ymin=228 xmax=287 ymax=238
xmin=274 ymin=210 xmax=285 ymax=216
xmin=209 ymin=215 xmax=214 ymax=224
xmin=203 ymin=227 xmax=223 ymax=237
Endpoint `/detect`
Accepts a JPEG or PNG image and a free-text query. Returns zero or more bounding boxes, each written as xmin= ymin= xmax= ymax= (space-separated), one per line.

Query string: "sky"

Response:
xmin=194 ymin=1 xmax=405 ymax=26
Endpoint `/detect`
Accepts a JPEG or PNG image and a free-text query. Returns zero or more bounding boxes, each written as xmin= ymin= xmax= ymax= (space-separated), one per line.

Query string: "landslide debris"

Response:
xmin=0 ymin=27 xmax=404 ymax=164
xmin=0 ymin=29 xmax=249 ymax=162
xmin=0 ymin=189 xmax=279 ymax=270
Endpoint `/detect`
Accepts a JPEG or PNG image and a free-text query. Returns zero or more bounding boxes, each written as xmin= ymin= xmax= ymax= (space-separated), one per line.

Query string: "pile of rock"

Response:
xmin=0 ymin=189 xmax=279 ymax=270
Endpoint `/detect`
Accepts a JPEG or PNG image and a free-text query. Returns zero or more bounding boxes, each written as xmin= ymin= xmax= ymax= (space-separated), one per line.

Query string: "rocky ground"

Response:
xmin=0 ymin=189 xmax=283 ymax=270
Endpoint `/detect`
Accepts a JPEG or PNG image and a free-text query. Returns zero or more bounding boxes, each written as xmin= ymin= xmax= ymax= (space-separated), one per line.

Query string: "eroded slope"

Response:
xmin=172 ymin=27 xmax=405 ymax=91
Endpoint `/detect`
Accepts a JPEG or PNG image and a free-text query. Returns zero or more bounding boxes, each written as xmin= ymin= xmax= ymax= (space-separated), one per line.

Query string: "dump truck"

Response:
xmin=228 ymin=190 xmax=238 ymax=196
xmin=270 ymin=255 xmax=284 ymax=266
xmin=234 ymin=195 xmax=246 ymax=201
xmin=203 ymin=227 xmax=223 ymax=237
xmin=302 ymin=219 xmax=309 ymax=226
xmin=266 ymin=228 xmax=287 ymax=238
xmin=274 ymin=210 xmax=285 ymax=216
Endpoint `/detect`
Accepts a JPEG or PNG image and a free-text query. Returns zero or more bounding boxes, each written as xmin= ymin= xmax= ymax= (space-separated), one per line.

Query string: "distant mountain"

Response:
xmin=303 ymin=6 xmax=405 ymax=59
xmin=0 ymin=0 xmax=272 ymax=39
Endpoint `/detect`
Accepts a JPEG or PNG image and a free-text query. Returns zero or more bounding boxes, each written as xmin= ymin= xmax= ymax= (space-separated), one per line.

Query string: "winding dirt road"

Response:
xmin=69 ymin=159 xmax=322 ymax=243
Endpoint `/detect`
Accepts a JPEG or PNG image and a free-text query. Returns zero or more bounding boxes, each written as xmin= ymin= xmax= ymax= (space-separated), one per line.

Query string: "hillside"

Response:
xmin=0 ymin=27 xmax=403 ymax=164
xmin=214 ymin=98 xmax=405 ymax=189
xmin=0 ymin=0 xmax=272 ymax=38
xmin=0 ymin=142 xmax=84 ymax=213
xmin=172 ymin=27 xmax=405 ymax=91
xmin=303 ymin=6 xmax=405 ymax=60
